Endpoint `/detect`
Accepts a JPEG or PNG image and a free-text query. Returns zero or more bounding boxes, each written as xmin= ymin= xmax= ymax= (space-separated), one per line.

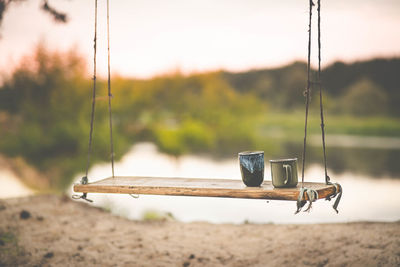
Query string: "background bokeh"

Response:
xmin=0 ymin=0 xmax=399 ymax=223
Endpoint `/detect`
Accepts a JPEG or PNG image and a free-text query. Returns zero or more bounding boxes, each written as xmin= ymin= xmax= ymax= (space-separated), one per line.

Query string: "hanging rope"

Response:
xmin=300 ymin=0 xmax=314 ymax=187
xmin=73 ymin=0 xmax=116 ymax=202
xmin=107 ymin=0 xmax=115 ymax=178
xmin=86 ymin=0 xmax=98 ymax=179
xmin=296 ymin=0 xmax=315 ymax=214
xmin=316 ymin=0 xmax=341 ymax=213
xmin=317 ymin=0 xmax=330 ymax=185
xmin=72 ymin=0 xmax=98 ymax=202
xmin=297 ymin=0 xmax=342 ymax=213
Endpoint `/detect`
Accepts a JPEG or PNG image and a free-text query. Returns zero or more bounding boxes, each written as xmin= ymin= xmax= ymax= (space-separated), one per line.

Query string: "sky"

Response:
xmin=1 ymin=0 xmax=400 ymax=79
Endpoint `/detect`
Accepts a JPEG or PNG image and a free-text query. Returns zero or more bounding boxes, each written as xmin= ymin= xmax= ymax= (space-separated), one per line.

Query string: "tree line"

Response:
xmin=0 ymin=45 xmax=399 ymax=190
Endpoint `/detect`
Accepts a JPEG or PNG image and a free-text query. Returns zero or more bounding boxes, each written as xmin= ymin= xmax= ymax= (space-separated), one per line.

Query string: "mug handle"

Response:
xmin=283 ymin=164 xmax=291 ymax=185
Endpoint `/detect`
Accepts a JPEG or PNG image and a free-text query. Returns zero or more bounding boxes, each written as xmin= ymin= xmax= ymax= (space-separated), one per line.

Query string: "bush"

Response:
xmin=341 ymin=78 xmax=388 ymax=116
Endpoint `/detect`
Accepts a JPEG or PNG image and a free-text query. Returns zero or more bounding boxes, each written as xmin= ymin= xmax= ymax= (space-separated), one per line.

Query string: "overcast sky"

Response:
xmin=1 ymin=0 xmax=399 ymax=78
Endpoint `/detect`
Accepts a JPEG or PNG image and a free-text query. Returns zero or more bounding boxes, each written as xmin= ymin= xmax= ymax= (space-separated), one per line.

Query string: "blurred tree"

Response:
xmin=0 ymin=42 xmax=398 ymax=191
xmin=0 ymin=44 xmax=126 ymax=190
xmin=0 ymin=0 xmax=67 ymax=33
xmin=322 ymin=58 xmax=400 ymax=115
xmin=223 ymin=61 xmax=307 ymax=110
xmin=341 ymin=78 xmax=388 ymax=116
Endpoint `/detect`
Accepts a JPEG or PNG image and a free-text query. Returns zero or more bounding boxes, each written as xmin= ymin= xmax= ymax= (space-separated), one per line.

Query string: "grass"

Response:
xmin=142 ymin=210 xmax=175 ymax=221
xmin=0 ymin=230 xmax=25 ymax=266
xmin=257 ymin=111 xmax=400 ymax=140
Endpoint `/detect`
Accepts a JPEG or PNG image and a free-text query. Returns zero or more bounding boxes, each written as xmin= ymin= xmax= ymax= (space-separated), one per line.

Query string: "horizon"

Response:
xmin=3 ymin=43 xmax=399 ymax=81
xmin=1 ymin=0 xmax=400 ymax=79
xmin=115 ymin=55 xmax=400 ymax=80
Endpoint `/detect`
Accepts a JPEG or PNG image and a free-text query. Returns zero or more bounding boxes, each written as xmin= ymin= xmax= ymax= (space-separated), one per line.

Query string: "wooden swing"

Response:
xmin=74 ymin=177 xmax=338 ymax=201
xmin=73 ymin=0 xmax=342 ymax=213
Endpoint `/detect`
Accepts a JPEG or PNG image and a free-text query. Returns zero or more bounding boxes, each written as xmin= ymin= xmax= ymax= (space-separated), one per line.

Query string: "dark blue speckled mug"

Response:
xmin=238 ymin=151 xmax=264 ymax=187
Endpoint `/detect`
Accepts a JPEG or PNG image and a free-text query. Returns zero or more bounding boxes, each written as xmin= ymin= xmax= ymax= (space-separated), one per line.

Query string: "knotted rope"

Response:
xmin=297 ymin=0 xmax=342 ymax=213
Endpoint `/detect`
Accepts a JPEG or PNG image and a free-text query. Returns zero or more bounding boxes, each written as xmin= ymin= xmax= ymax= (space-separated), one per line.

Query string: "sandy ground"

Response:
xmin=0 ymin=195 xmax=399 ymax=267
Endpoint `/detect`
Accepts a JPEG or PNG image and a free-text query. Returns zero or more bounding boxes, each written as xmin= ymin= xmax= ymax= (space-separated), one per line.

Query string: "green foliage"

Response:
xmin=341 ymin=78 xmax=388 ymax=116
xmin=142 ymin=210 xmax=165 ymax=221
xmin=0 ymin=230 xmax=24 ymax=266
xmin=223 ymin=58 xmax=400 ymax=116
xmin=260 ymin=112 xmax=400 ymax=138
xmin=0 ymin=231 xmax=16 ymax=245
xmin=142 ymin=209 xmax=174 ymax=221
xmin=223 ymin=61 xmax=308 ymax=109
xmin=0 ymin=45 xmax=399 ymax=191
xmin=153 ymin=119 xmax=215 ymax=155
xmin=0 ymin=45 xmax=131 ymax=190
xmin=322 ymin=58 xmax=400 ymax=115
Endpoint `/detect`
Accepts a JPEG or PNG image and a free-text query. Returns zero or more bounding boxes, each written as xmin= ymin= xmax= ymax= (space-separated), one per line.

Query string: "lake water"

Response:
xmin=68 ymin=142 xmax=400 ymax=224
xmin=0 ymin=169 xmax=33 ymax=199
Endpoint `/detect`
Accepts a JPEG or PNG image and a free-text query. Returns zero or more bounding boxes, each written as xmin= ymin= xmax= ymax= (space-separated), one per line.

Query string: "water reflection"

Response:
xmin=279 ymin=135 xmax=400 ymax=178
xmin=69 ymin=142 xmax=400 ymax=224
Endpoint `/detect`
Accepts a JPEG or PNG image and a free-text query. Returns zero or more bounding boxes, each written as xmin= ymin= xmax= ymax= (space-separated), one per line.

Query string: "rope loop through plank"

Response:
xmin=317 ymin=0 xmax=330 ymax=185
xmin=74 ymin=0 xmax=115 ymax=201
xmin=72 ymin=176 xmax=93 ymax=202
xmin=298 ymin=0 xmax=342 ymax=213
xmin=72 ymin=0 xmax=99 ymax=202
xmin=85 ymin=0 xmax=98 ymax=180
xmin=85 ymin=0 xmax=115 ymax=180
xmin=300 ymin=0 xmax=314 ymax=188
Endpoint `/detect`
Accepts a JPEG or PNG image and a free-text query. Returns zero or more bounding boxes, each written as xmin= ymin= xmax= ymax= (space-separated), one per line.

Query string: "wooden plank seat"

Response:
xmin=73 ymin=176 xmax=338 ymax=201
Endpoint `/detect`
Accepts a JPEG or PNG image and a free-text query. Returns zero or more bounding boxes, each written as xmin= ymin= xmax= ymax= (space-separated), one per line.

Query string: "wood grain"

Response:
xmin=73 ymin=176 xmax=339 ymax=201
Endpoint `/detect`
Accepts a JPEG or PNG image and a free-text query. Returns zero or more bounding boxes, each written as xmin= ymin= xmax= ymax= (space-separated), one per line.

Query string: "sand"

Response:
xmin=0 ymin=195 xmax=399 ymax=267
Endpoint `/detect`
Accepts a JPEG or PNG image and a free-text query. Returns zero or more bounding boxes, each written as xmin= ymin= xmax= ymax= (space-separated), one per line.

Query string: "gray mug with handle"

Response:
xmin=270 ymin=158 xmax=298 ymax=188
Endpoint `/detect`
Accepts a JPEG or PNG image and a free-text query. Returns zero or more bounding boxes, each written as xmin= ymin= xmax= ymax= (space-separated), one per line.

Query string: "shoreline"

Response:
xmin=1 ymin=195 xmax=399 ymax=266
xmin=0 ymin=170 xmax=33 ymax=199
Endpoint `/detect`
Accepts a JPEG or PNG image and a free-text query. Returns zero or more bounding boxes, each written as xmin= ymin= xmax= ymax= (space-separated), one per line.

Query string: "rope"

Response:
xmin=317 ymin=0 xmax=330 ymax=185
xmin=85 ymin=0 xmax=98 ymax=179
xmin=71 ymin=176 xmax=93 ymax=202
xmin=332 ymin=184 xmax=342 ymax=213
xmin=301 ymin=0 xmax=314 ymax=187
xmin=72 ymin=0 xmax=98 ymax=202
xmin=316 ymin=0 xmax=342 ymax=213
xmin=73 ymin=0 xmax=116 ymax=202
xmin=107 ymin=0 xmax=115 ymax=178
xmin=295 ymin=187 xmax=318 ymax=214
xmin=296 ymin=0 xmax=342 ymax=213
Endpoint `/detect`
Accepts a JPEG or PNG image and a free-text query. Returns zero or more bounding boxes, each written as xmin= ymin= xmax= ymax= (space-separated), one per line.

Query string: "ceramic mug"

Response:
xmin=239 ymin=151 xmax=264 ymax=187
xmin=270 ymin=158 xmax=298 ymax=188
